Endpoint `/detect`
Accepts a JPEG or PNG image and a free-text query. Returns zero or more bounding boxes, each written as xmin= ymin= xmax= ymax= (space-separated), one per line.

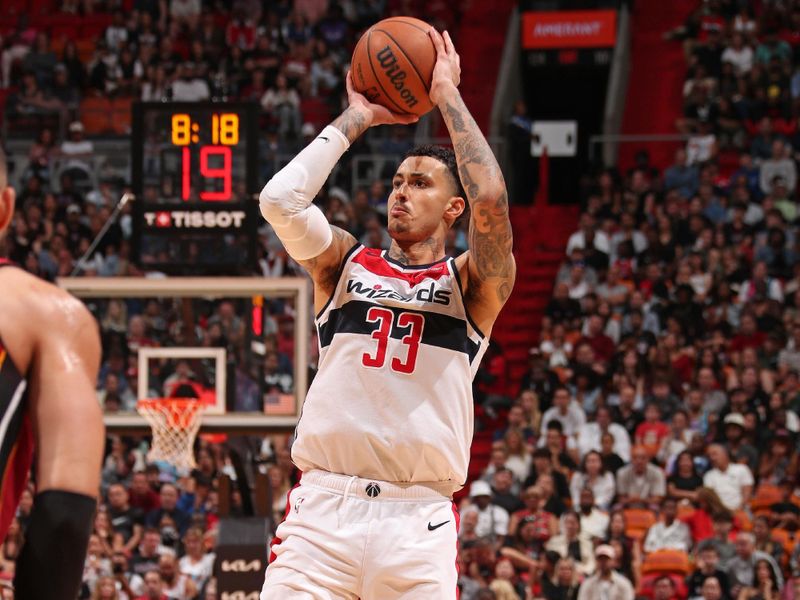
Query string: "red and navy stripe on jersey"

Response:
xmin=317 ymin=247 xmax=483 ymax=361
xmin=0 ymin=259 xmax=34 ymax=542
xmin=318 ymin=300 xmax=482 ymax=362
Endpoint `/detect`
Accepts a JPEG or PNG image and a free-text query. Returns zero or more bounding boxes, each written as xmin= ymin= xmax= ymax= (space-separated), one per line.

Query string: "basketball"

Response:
xmin=351 ymin=17 xmax=436 ymax=117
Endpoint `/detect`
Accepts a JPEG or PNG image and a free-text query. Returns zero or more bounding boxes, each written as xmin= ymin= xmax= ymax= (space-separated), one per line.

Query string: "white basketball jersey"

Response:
xmin=291 ymin=245 xmax=489 ymax=493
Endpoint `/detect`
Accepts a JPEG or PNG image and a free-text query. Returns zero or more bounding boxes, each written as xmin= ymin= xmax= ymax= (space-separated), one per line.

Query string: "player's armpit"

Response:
xmin=27 ymin=288 xmax=104 ymax=498
xmin=298 ymin=225 xmax=358 ymax=313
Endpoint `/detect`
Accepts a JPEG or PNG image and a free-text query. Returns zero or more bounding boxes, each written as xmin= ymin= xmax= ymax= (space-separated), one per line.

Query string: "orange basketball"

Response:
xmin=351 ymin=17 xmax=436 ymax=117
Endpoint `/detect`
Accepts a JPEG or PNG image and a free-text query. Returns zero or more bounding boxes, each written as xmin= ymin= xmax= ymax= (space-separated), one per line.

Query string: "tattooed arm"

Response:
xmin=294 ymin=103 xmax=365 ymax=309
xmin=429 ymin=29 xmax=516 ymax=331
xmin=284 ymin=74 xmax=418 ymax=311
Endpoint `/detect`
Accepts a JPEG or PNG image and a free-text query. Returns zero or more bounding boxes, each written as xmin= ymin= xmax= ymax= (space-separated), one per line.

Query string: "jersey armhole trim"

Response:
xmin=314 ymin=242 xmax=363 ymax=320
xmin=449 ymin=257 xmax=487 ymax=340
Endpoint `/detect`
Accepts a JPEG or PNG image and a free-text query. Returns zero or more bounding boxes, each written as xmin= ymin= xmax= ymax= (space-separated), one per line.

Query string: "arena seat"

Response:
xmin=623 ymin=508 xmax=657 ymax=540
xmin=79 ymin=96 xmax=113 ymax=134
xmin=110 ymin=97 xmax=133 ymax=135
xmin=770 ymin=529 xmax=795 ymax=558
xmin=3 ymin=0 xmax=28 ymax=20
xmin=79 ymin=14 xmax=113 ymax=40
xmin=46 ymin=13 xmax=81 ymax=40
xmin=734 ymin=509 xmax=752 ymax=532
xmin=29 ymin=0 xmax=56 ymax=23
xmin=751 ymin=484 xmax=782 ymax=516
xmin=300 ymin=98 xmax=332 ymax=130
xmin=641 ymin=549 xmax=691 ymax=576
xmin=76 ymin=38 xmax=97 ymax=63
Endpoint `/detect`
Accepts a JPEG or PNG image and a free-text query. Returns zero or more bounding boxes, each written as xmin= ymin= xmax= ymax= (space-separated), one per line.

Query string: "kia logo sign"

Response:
xmin=220 ymin=592 xmax=260 ymax=600
xmin=216 ymin=540 xmax=267 ymax=596
xmin=221 ymin=559 xmax=262 ymax=573
xmin=143 ymin=210 xmax=247 ymax=229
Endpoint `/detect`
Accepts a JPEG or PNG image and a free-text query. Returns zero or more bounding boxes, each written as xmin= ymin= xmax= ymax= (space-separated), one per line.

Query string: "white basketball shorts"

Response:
xmin=261 ymin=469 xmax=460 ymax=599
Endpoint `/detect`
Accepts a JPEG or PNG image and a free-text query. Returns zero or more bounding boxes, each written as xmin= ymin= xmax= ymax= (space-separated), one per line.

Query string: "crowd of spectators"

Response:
xmin=6 ymin=0 xmax=800 ymax=599
xmin=450 ymin=2 xmax=800 ymax=599
xmin=0 ymin=1 xmax=464 ymax=598
xmin=0 ymin=0 xmax=464 ymax=279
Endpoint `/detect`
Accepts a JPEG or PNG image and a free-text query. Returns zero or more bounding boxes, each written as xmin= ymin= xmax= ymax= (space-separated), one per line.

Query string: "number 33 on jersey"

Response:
xmin=291 ymin=245 xmax=489 ymax=489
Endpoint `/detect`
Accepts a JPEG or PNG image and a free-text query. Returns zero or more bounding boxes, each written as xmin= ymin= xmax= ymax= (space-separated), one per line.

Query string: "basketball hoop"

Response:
xmin=137 ymin=398 xmax=204 ymax=471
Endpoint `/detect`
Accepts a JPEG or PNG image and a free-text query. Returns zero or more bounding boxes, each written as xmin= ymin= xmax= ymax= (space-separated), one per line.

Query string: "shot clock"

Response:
xmin=131 ymin=102 xmax=259 ymax=274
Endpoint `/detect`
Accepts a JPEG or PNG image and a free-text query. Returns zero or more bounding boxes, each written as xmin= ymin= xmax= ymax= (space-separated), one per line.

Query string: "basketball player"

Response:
xmin=259 ymin=29 xmax=514 ymax=598
xmin=0 ymin=149 xmax=105 ymax=598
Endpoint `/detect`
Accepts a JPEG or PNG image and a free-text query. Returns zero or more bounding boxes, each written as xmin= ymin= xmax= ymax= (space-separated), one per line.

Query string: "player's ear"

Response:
xmin=0 ymin=185 xmax=15 ymax=233
xmin=444 ymin=195 xmax=465 ymax=226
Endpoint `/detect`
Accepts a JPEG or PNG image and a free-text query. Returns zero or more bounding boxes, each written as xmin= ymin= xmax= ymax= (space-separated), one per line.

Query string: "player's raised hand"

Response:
xmin=428 ymin=29 xmax=461 ymax=106
xmin=344 ymin=71 xmax=419 ymax=127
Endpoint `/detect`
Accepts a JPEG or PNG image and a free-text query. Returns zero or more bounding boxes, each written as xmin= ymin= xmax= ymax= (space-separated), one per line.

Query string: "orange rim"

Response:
xmin=137 ymin=398 xmax=203 ymax=430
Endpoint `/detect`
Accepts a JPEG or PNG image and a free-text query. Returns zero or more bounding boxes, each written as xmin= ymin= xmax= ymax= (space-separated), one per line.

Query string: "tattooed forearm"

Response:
xmin=331 ymin=106 xmax=370 ymax=144
xmin=444 ymin=102 xmax=466 ymax=133
xmin=440 ymin=92 xmax=514 ymax=303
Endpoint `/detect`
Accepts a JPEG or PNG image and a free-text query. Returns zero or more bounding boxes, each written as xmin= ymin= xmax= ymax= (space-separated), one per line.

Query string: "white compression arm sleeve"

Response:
xmin=259 ymin=125 xmax=350 ymax=261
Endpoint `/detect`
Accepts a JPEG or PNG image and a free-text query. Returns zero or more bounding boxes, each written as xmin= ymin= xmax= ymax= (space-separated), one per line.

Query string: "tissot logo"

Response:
xmin=144 ymin=210 xmax=246 ymax=229
xmin=220 ymin=559 xmax=262 ymax=572
xmin=346 ymin=280 xmax=452 ymax=305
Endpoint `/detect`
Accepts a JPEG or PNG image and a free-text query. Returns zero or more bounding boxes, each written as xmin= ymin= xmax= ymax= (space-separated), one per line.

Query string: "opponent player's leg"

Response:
xmin=262 ymin=484 xmax=360 ymax=600
xmin=14 ymin=293 xmax=104 ymax=600
xmin=361 ymin=499 xmax=459 ymax=599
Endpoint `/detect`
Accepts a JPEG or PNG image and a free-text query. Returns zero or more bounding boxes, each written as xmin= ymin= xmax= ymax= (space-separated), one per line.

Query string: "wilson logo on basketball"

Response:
xmin=346 ymin=280 xmax=451 ymax=305
xmin=376 ymin=46 xmax=419 ymax=109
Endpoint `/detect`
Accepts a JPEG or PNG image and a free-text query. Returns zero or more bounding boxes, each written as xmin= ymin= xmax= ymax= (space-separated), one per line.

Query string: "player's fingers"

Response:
xmin=444 ymin=30 xmax=456 ymax=56
xmin=429 ymin=28 xmax=445 ymax=56
xmin=345 ymin=70 xmax=354 ymax=94
xmin=395 ymin=113 xmax=419 ymax=125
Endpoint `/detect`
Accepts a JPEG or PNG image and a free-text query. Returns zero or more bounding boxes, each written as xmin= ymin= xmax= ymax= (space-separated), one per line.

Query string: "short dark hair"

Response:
xmin=698 ymin=542 xmax=719 ymax=554
xmin=532 ymin=448 xmax=551 ymax=459
xmin=403 ymin=144 xmax=469 ymax=224
xmin=713 ymin=511 xmax=733 ymax=524
xmin=545 ymin=419 xmax=564 ymax=433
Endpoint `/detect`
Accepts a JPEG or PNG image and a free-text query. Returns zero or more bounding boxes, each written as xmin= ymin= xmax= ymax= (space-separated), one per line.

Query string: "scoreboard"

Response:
xmin=131 ymin=102 xmax=260 ymax=274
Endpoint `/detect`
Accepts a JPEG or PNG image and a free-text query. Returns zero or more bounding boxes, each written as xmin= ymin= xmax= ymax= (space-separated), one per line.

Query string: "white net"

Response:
xmin=137 ymin=399 xmax=204 ymax=471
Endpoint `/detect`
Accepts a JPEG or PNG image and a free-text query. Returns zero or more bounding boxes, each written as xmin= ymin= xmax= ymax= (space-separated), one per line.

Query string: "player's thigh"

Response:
xmin=262 ymin=573 xmax=355 ymax=600
xmin=263 ymin=553 xmax=358 ymax=600
xmin=263 ymin=486 xmax=359 ymax=600
xmin=362 ymin=500 xmax=458 ymax=600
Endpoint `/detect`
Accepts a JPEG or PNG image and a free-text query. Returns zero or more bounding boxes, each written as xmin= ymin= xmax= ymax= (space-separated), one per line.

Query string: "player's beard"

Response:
xmin=388 ymin=218 xmax=411 ymax=235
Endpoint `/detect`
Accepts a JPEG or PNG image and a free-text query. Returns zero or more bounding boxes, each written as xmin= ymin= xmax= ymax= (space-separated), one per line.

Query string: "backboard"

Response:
xmin=57 ymin=277 xmax=310 ymax=433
